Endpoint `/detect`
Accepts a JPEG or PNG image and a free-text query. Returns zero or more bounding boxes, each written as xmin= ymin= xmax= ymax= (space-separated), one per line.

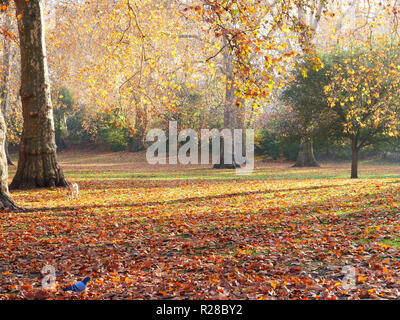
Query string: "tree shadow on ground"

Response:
xmin=33 ymin=182 xmax=354 ymax=213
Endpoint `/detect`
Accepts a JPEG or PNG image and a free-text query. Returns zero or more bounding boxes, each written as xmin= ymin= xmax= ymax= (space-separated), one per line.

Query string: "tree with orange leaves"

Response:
xmin=185 ymin=0 xmax=326 ymax=168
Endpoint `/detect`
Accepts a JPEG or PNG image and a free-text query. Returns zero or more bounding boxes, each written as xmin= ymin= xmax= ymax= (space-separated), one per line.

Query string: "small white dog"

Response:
xmin=67 ymin=182 xmax=79 ymax=199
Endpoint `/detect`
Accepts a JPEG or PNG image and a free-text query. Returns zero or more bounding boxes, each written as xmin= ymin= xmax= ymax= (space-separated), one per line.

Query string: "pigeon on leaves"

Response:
xmin=63 ymin=276 xmax=91 ymax=292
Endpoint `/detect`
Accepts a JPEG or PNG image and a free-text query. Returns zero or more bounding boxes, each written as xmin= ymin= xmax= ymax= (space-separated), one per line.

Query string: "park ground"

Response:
xmin=1 ymin=151 xmax=400 ymax=299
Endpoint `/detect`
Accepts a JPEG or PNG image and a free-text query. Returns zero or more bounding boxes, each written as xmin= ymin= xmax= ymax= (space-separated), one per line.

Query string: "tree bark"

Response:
xmin=10 ymin=0 xmax=67 ymax=189
xmin=1 ymin=11 xmax=13 ymax=166
xmin=293 ymin=137 xmax=320 ymax=167
xmin=213 ymin=42 xmax=241 ymax=169
xmin=0 ymin=109 xmax=19 ymax=210
xmin=351 ymin=138 xmax=358 ymax=179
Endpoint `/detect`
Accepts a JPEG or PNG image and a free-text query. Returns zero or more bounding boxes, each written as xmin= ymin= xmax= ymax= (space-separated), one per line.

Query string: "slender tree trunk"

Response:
xmin=1 ymin=11 xmax=13 ymax=166
xmin=351 ymin=138 xmax=358 ymax=179
xmin=213 ymin=42 xmax=241 ymax=169
xmin=293 ymin=137 xmax=320 ymax=167
xmin=10 ymin=0 xmax=67 ymax=189
xmin=131 ymin=104 xmax=147 ymax=152
xmin=57 ymin=112 xmax=69 ymax=150
xmin=0 ymin=109 xmax=19 ymax=210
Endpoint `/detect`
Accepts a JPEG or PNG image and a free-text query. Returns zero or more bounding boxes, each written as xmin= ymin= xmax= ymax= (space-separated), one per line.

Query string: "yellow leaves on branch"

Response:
xmin=324 ymin=40 xmax=400 ymax=138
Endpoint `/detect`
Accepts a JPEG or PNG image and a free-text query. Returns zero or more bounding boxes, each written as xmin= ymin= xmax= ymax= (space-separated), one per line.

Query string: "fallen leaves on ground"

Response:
xmin=1 ymin=152 xmax=400 ymax=299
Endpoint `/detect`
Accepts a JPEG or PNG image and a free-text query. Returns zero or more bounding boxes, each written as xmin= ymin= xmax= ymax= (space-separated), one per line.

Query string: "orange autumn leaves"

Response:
xmin=188 ymin=0 xmax=320 ymax=103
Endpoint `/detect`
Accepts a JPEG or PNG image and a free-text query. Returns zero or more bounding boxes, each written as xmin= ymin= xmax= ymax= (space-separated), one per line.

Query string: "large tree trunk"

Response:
xmin=293 ymin=137 xmax=320 ymax=167
xmin=213 ymin=42 xmax=241 ymax=169
xmin=0 ymin=109 xmax=19 ymax=210
xmin=10 ymin=0 xmax=67 ymax=189
xmin=351 ymin=138 xmax=358 ymax=179
xmin=1 ymin=11 xmax=13 ymax=166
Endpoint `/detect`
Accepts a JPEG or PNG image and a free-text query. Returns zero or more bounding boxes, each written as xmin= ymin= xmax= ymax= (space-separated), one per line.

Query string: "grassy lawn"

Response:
xmin=1 ymin=150 xmax=400 ymax=299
